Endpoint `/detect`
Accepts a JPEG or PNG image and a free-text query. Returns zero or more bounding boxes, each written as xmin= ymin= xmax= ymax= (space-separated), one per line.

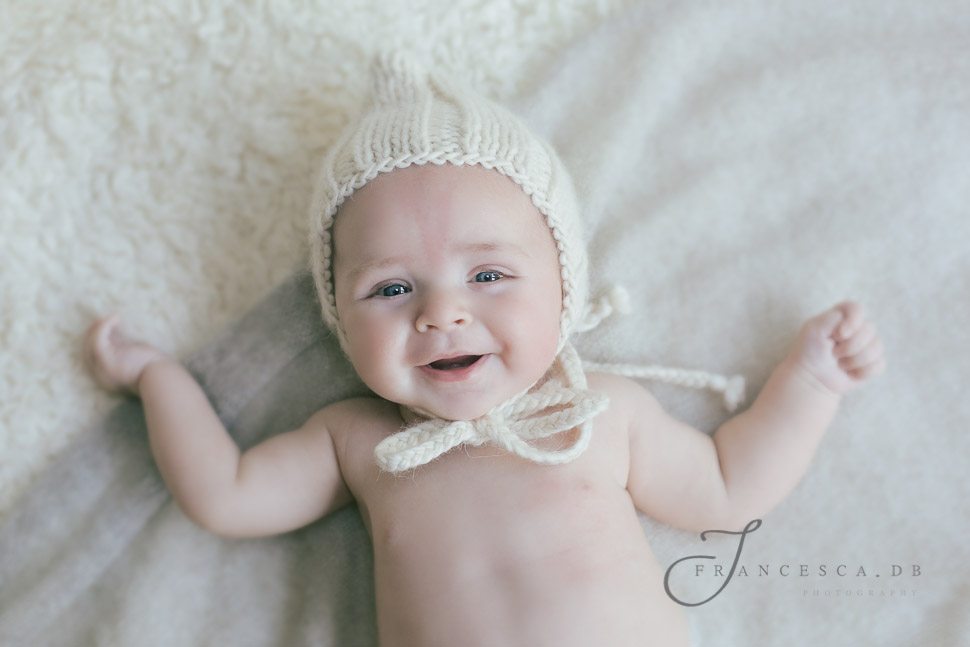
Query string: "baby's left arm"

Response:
xmin=624 ymin=301 xmax=885 ymax=532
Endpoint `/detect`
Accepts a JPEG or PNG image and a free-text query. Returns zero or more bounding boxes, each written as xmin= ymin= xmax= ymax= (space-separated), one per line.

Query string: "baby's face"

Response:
xmin=332 ymin=163 xmax=563 ymax=421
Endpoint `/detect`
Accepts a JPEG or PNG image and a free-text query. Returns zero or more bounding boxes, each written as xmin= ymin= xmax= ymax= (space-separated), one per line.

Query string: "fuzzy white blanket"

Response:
xmin=2 ymin=1 xmax=968 ymax=646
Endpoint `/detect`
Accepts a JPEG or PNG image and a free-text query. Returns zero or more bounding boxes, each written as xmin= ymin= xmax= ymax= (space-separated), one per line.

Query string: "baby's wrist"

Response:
xmin=781 ymin=355 xmax=843 ymax=401
xmin=132 ymin=355 xmax=175 ymax=396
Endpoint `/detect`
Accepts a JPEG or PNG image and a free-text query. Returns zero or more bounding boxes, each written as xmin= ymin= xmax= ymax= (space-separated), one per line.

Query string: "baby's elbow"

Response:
xmin=676 ymin=513 xmax=755 ymax=537
xmin=178 ymin=497 xmax=251 ymax=539
xmin=671 ymin=488 xmax=753 ymax=535
xmin=713 ymin=471 xmax=780 ymax=533
xmin=717 ymin=497 xmax=774 ymax=535
xmin=191 ymin=512 xmax=241 ymax=539
xmin=672 ymin=506 xmax=739 ymax=536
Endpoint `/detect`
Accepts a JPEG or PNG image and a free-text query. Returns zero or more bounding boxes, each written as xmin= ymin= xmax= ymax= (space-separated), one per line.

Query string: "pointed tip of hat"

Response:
xmin=371 ymin=50 xmax=428 ymax=105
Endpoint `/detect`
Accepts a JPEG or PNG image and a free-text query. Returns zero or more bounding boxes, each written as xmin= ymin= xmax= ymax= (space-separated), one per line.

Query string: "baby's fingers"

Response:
xmin=848 ymin=357 xmax=887 ymax=381
xmin=86 ymin=314 xmax=120 ymax=356
xmin=833 ymin=301 xmax=866 ymax=342
xmin=838 ymin=336 xmax=885 ymax=371
xmin=834 ymin=321 xmax=877 ymax=358
xmin=84 ymin=315 xmax=108 ymax=362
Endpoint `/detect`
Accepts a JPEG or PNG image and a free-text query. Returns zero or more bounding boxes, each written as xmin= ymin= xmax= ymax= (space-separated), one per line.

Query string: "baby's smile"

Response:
xmin=420 ymin=353 xmax=489 ymax=382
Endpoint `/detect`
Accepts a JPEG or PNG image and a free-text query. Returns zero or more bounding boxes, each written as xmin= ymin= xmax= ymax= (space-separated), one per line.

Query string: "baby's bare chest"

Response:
xmin=330 ymin=400 xmax=687 ymax=646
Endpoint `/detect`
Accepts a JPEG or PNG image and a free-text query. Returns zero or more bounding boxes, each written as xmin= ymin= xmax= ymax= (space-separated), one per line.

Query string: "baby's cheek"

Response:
xmin=343 ymin=320 xmax=388 ymax=369
xmin=512 ymin=295 xmax=560 ymax=366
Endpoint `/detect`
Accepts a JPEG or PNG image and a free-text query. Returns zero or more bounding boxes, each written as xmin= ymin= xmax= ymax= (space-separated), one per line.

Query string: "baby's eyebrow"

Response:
xmin=456 ymin=241 xmax=532 ymax=258
xmin=345 ymin=256 xmax=408 ymax=284
xmin=346 ymin=241 xmax=531 ymax=283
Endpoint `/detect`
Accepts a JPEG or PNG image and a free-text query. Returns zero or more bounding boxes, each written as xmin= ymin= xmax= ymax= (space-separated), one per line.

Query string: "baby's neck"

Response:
xmin=397 ymin=404 xmax=431 ymax=426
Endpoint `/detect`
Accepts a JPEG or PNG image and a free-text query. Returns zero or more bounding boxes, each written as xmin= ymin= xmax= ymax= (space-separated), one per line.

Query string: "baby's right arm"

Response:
xmin=84 ymin=315 xmax=354 ymax=538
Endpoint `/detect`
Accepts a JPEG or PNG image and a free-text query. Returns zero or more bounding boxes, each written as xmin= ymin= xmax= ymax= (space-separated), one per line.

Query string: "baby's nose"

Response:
xmin=414 ymin=289 xmax=473 ymax=332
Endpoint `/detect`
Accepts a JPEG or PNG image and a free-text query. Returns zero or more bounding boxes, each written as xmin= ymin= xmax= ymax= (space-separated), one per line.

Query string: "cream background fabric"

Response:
xmin=2 ymin=1 xmax=968 ymax=645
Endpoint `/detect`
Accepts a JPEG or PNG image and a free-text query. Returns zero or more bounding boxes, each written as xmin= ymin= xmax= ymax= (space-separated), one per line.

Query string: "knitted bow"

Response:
xmin=374 ymin=343 xmax=608 ymax=473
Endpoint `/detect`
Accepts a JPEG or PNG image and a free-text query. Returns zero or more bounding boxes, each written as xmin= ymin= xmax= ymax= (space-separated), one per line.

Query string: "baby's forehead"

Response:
xmin=332 ymin=164 xmax=556 ymax=258
xmin=338 ymin=163 xmax=531 ymax=214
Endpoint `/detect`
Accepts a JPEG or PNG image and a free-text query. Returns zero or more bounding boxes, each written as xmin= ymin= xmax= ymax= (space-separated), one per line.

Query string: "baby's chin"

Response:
xmin=402 ymin=374 xmax=548 ymax=421
xmin=401 ymin=397 xmax=501 ymax=422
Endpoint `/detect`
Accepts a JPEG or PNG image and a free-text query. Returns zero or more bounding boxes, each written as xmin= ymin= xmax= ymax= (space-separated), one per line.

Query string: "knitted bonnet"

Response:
xmin=308 ymin=50 xmax=616 ymax=355
xmin=308 ymin=52 xmax=744 ymax=473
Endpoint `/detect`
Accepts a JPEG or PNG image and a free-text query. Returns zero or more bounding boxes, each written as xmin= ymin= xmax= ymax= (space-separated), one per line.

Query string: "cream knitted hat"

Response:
xmin=308 ymin=50 xmax=608 ymax=353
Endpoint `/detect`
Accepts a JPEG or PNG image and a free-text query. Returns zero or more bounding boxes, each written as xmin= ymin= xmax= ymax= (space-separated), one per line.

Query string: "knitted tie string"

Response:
xmin=581 ymin=360 xmax=746 ymax=412
xmin=374 ymin=342 xmax=607 ymax=473
xmin=375 ymin=391 xmax=608 ymax=473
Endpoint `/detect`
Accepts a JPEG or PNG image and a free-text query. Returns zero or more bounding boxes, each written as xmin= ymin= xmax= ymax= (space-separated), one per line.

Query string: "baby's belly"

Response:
xmin=368 ymin=476 xmax=689 ymax=647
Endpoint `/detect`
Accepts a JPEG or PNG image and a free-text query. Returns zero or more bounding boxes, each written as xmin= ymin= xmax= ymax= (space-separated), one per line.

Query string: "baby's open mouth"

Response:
xmin=426 ymin=355 xmax=483 ymax=371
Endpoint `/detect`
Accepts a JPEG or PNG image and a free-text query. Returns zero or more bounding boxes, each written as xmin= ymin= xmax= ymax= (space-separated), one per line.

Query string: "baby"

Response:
xmin=84 ymin=53 xmax=885 ymax=646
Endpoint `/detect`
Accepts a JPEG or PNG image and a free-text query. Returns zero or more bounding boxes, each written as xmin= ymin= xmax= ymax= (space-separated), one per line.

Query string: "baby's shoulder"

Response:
xmin=586 ymin=370 xmax=656 ymax=401
xmin=310 ymin=396 xmax=401 ymax=481
xmin=315 ymin=395 xmax=401 ymax=436
xmin=586 ymin=371 xmax=665 ymax=419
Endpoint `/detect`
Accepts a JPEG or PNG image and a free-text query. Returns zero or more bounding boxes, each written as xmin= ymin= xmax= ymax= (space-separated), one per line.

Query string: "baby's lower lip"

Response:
xmin=419 ymin=354 xmax=488 ymax=382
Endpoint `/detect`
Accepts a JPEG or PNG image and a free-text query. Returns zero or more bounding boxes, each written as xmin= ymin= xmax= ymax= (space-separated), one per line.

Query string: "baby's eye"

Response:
xmin=474 ymin=270 xmax=505 ymax=283
xmin=376 ymin=283 xmax=411 ymax=298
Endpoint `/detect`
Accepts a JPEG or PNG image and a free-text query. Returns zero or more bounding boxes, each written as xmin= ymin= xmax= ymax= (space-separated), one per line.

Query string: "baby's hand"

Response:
xmin=83 ymin=314 xmax=168 ymax=395
xmin=787 ymin=301 xmax=886 ymax=396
